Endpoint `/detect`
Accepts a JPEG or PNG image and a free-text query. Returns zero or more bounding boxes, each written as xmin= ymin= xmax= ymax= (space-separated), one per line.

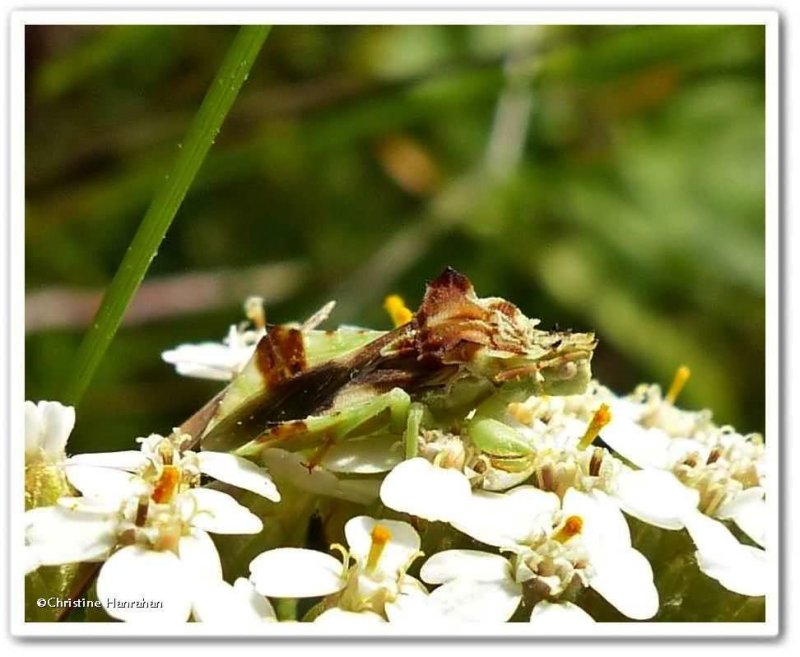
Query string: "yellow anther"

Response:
xmin=383 ymin=295 xmax=413 ymax=328
xmin=666 ymin=365 xmax=691 ymax=405
xmin=553 ymin=515 xmax=583 ymax=543
xmin=244 ymin=296 xmax=267 ymax=329
xmin=577 ymin=403 xmax=611 ymax=451
xmin=366 ymin=524 xmax=393 ymax=573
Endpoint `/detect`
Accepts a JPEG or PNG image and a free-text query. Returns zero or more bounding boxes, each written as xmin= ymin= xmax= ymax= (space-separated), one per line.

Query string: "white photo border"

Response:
xmin=7 ymin=7 xmax=781 ymax=639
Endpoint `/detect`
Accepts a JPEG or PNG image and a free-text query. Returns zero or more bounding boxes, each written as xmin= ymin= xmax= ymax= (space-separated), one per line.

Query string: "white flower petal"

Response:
xmin=186 ymin=489 xmax=263 ymax=535
xmin=25 ymin=400 xmax=74 ymax=458
xmin=162 ymin=343 xmax=251 ymax=381
xmin=249 ymin=548 xmax=346 ymax=598
xmin=39 ymin=401 xmax=76 ymax=456
xmin=25 ymin=506 xmax=116 ymax=565
xmin=178 ymin=528 xmax=222 ymax=584
xmin=64 ymin=464 xmax=141 ymax=501
xmin=380 ymin=458 xmax=471 ymax=522
xmin=193 ymin=578 xmax=276 ymax=623
xmin=233 ymin=577 xmax=277 ymax=621
xmin=384 ymin=577 xmax=429 ymax=623
xmin=420 ymin=550 xmax=510 ymax=585
xmin=563 ymin=488 xmax=631 ymax=552
xmin=57 ymin=496 xmax=123 ymax=515
xmin=427 ymin=579 xmax=522 ymax=623
xmin=602 ymin=403 xmax=672 ymax=469
xmin=24 ymin=547 xmax=42 ymax=574
xmin=682 ymin=509 xmax=767 ymax=596
xmin=198 ymin=452 xmax=280 ymax=502
xmin=529 ymin=601 xmax=595 ymax=627
xmin=66 ymin=451 xmax=149 ymax=472
xmin=314 ymin=608 xmax=387 ymax=624
xmin=480 ymin=464 xmax=535 ymax=492
xmin=451 ymin=487 xmax=559 ymax=548
xmin=614 ymin=468 xmax=699 ymax=530
xmin=590 ymin=547 xmax=659 ymax=620
xmin=344 ymin=516 xmax=420 ymax=577
xmin=321 ymin=435 xmax=402 ymax=474
xmin=716 ymin=487 xmax=766 ymax=547
xmin=97 ymin=546 xmax=193 ymax=623
xmin=261 ymin=448 xmax=379 ymax=504
xmin=25 ymin=401 xmax=43 ymax=454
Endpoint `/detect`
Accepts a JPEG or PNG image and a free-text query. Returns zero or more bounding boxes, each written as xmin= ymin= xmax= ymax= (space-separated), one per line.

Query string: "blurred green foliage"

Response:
xmin=25 ymin=24 xmax=765 ymax=454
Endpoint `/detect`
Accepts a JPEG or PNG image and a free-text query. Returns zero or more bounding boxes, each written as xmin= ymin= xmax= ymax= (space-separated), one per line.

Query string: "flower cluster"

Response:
xmin=24 ymin=289 xmax=767 ymax=626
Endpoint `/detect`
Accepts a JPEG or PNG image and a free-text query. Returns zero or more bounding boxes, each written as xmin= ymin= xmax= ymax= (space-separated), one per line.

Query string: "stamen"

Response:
xmin=383 ymin=295 xmax=413 ymax=328
xmin=134 ymin=494 xmax=150 ymax=527
xmin=706 ymin=447 xmax=722 ymax=465
xmin=244 ymin=296 xmax=267 ymax=330
xmin=539 ymin=463 xmax=555 ymax=491
xmin=666 ymin=365 xmax=691 ymax=405
xmin=553 ymin=515 xmax=583 ymax=543
xmin=366 ymin=524 xmax=393 ymax=573
xmin=152 ymin=465 xmax=181 ymax=504
xmin=577 ymin=404 xmax=611 ymax=451
xmin=157 ymin=439 xmax=174 ymax=466
xmin=589 ymin=447 xmax=604 ymax=477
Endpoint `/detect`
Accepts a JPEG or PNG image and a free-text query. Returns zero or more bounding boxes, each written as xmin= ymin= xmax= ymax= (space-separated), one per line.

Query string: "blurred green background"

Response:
xmin=25 ymin=24 xmax=766 ymax=454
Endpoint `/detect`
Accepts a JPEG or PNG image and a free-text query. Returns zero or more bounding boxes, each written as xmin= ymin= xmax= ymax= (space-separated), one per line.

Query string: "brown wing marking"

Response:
xmin=255 ymin=325 xmax=308 ymax=386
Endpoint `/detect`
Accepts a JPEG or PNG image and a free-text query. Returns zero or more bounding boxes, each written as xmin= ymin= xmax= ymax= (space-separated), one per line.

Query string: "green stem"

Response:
xmin=62 ymin=25 xmax=271 ymax=406
xmin=275 ymin=598 xmax=299 ymax=622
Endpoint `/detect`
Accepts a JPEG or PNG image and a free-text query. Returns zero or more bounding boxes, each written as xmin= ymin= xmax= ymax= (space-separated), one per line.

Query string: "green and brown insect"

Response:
xmin=198 ymin=267 xmax=597 ymax=461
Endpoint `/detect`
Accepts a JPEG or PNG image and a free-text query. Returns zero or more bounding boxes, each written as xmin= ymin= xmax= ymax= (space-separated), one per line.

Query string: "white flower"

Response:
xmin=161 ymin=324 xmax=263 ymax=381
xmin=418 ymin=486 xmax=658 ymax=622
xmin=66 ymin=431 xmax=280 ymax=503
xmin=25 ymin=432 xmax=273 ymax=622
xmin=25 ymin=400 xmax=75 ymax=462
xmin=249 ymin=516 xmax=427 ymax=622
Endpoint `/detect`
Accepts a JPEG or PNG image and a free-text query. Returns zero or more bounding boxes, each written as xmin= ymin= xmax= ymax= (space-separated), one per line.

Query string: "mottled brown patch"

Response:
xmin=415 ymin=268 xmax=526 ymax=363
xmin=263 ymin=419 xmax=308 ymax=440
xmin=255 ymin=326 xmax=307 ymax=386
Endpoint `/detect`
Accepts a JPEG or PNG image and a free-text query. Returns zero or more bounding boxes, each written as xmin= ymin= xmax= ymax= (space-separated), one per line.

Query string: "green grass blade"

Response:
xmin=62 ymin=25 xmax=271 ymax=406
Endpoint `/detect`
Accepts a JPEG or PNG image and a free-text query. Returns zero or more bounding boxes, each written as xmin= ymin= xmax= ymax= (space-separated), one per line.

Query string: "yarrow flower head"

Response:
xmin=25 ymin=430 xmax=280 ymax=622
xmin=248 ymin=516 xmax=427 ymax=623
